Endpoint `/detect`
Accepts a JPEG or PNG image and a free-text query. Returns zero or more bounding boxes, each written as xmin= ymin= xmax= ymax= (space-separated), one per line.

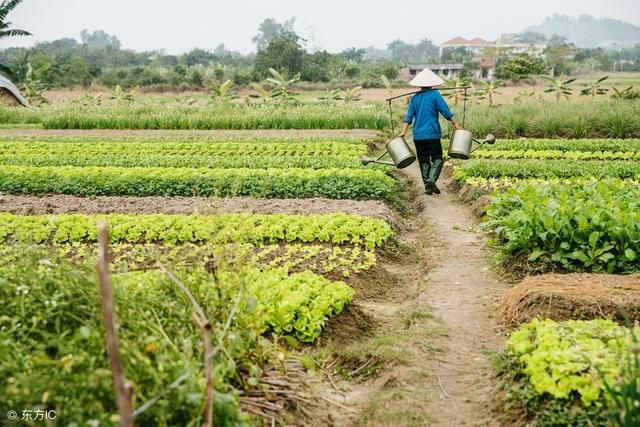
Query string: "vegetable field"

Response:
xmin=448 ymin=135 xmax=640 ymax=425
xmin=0 ymin=131 xmax=399 ymax=424
xmin=2 ymin=99 xmax=640 ymax=426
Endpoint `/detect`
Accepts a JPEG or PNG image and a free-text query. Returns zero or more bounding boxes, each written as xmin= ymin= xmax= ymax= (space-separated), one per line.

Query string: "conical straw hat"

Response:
xmin=409 ymin=67 xmax=445 ymax=88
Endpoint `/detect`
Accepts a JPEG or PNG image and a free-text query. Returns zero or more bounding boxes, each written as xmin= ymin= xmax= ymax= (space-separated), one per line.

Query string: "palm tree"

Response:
xmin=0 ymin=0 xmax=31 ymax=76
xmin=0 ymin=0 xmax=30 ymax=39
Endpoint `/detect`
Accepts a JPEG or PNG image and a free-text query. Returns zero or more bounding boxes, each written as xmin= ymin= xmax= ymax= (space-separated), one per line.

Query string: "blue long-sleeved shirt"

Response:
xmin=404 ymin=90 xmax=454 ymax=140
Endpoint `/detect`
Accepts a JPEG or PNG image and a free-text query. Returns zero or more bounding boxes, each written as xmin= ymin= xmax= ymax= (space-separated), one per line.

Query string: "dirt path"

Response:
xmin=0 ymin=129 xmax=379 ymax=139
xmin=320 ymin=157 xmax=506 ymax=426
xmin=412 ymin=168 xmax=506 ymax=426
xmin=0 ymin=194 xmax=395 ymax=221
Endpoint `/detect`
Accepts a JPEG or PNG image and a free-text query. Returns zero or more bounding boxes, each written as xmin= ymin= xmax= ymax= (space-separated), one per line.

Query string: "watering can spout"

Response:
xmin=361 ymin=137 xmax=416 ymax=169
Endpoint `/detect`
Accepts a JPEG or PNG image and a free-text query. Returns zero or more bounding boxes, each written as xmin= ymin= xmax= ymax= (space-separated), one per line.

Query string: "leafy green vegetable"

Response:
xmin=483 ymin=179 xmax=640 ymax=272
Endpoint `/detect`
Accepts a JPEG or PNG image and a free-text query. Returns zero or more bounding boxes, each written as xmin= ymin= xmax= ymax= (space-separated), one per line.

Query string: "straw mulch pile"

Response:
xmin=498 ymin=273 xmax=640 ymax=329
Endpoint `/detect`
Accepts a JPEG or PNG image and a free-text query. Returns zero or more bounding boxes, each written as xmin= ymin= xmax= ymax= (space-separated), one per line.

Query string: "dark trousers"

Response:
xmin=414 ymin=139 xmax=443 ymax=166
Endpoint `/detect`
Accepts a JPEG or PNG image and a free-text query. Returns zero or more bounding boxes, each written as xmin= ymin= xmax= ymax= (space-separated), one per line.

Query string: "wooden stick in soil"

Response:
xmin=158 ymin=263 xmax=214 ymax=427
xmin=96 ymin=222 xmax=135 ymax=427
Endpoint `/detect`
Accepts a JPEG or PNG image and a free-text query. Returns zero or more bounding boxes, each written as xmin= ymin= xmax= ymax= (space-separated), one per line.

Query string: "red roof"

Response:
xmin=480 ymin=58 xmax=496 ymax=67
xmin=442 ymin=36 xmax=469 ymax=45
xmin=469 ymin=37 xmax=493 ymax=45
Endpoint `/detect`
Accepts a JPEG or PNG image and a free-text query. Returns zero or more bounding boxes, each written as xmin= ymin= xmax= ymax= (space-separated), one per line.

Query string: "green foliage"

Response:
xmin=0 ymin=212 xmax=394 ymax=250
xmin=254 ymin=34 xmax=304 ymax=79
xmin=611 ymin=86 xmax=640 ymax=101
xmin=453 ymin=158 xmax=640 ymax=182
xmin=266 ymin=68 xmax=300 ymax=103
xmin=496 ymin=54 xmax=547 ymax=81
xmin=0 ymin=0 xmax=31 ymax=40
xmin=506 ymin=319 xmax=634 ymax=406
xmin=109 ymin=84 xmax=135 ymax=103
xmin=0 ymin=165 xmax=398 ymax=204
xmin=0 ymin=138 xmax=371 ymax=169
xmin=21 ymin=62 xmax=50 ymax=105
xmin=601 ymin=328 xmax=640 ymax=427
xmin=455 ymin=99 xmax=640 ymax=139
xmin=580 ymin=76 xmax=609 ymax=98
xmin=0 ymin=247 xmax=353 ymax=423
xmin=0 ymin=249 xmax=255 ymax=425
xmin=483 ymin=179 xmax=640 ymax=272
xmin=541 ymin=74 xmax=576 ymax=101
xmin=210 ymin=79 xmax=236 ymax=101
xmin=36 ymin=103 xmax=388 ymax=130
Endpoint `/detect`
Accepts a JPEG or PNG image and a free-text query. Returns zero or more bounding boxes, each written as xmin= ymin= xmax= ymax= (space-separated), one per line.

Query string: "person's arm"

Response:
xmin=436 ymin=92 xmax=459 ymax=130
xmin=399 ymin=97 xmax=416 ymax=137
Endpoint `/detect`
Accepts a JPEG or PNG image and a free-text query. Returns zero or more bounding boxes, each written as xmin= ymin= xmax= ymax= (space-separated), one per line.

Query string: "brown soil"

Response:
xmin=404 ymin=168 xmax=506 ymax=426
xmin=320 ymin=304 xmax=380 ymax=345
xmin=0 ymin=194 xmax=395 ymax=222
xmin=0 ymin=128 xmax=378 ymax=139
xmin=498 ymin=273 xmax=640 ymax=329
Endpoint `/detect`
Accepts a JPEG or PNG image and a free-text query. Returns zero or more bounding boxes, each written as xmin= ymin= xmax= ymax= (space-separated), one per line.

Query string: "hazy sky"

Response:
xmin=1 ymin=0 xmax=639 ymax=54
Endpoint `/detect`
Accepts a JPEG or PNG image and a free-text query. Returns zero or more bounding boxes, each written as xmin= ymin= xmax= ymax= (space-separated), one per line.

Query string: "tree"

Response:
xmin=496 ymin=54 xmax=547 ymax=81
xmin=516 ymin=31 xmax=547 ymax=44
xmin=0 ymin=0 xmax=31 ymax=75
xmin=541 ymin=74 xmax=576 ymax=100
xmin=543 ymin=43 xmax=576 ymax=76
xmin=266 ymin=68 xmax=299 ymax=103
xmin=388 ymin=38 xmax=438 ymax=62
xmin=254 ymin=34 xmax=304 ymax=78
xmin=481 ymin=80 xmax=501 ymax=107
xmin=547 ymin=34 xmax=568 ymax=47
xmin=210 ymin=79 xmax=236 ymax=101
xmin=80 ymin=30 xmax=121 ymax=49
xmin=252 ymin=18 xmax=296 ymax=50
xmin=340 ymin=47 xmax=365 ymax=63
xmin=0 ymin=0 xmax=30 ymax=39
xmin=580 ymin=76 xmax=609 ymax=99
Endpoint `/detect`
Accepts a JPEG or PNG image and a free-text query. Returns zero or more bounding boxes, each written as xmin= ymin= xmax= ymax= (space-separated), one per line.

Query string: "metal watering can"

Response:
xmin=361 ymin=136 xmax=416 ymax=169
xmin=448 ymin=130 xmax=496 ymax=160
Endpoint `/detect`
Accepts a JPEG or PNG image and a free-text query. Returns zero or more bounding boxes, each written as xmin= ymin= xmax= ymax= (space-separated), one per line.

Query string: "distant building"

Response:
xmin=439 ymin=36 xmax=495 ymax=57
xmin=476 ymin=59 xmax=496 ymax=80
xmin=496 ymin=34 xmax=546 ymax=57
xmin=0 ymin=74 xmax=29 ymax=107
xmin=399 ymin=63 xmax=465 ymax=82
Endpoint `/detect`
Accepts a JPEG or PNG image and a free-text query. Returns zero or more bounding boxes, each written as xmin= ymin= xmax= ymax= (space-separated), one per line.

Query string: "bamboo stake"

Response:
xmin=96 ymin=222 xmax=135 ymax=427
xmin=158 ymin=263 xmax=214 ymax=427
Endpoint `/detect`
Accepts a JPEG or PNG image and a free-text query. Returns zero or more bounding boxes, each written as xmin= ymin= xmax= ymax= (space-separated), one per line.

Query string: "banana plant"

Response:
xmin=541 ymin=74 xmax=576 ymax=101
xmin=514 ymin=90 xmax=535 ymax=103
xmin=318 ymin=88 xmax=342 ymax=102
xmin=380 ymin=75 xmax=392 ymax=99
xmin=20 ymin=63 xmax=49 ymax=105
xmin=76 ymin=92 xmax=103 ymax=107
xmin=210 ymin=79 xmax=236 ymax=101
xmin=611 ymin=85 xmax=640 ymax=100
xmin=343 ymin=86 xmax=362 ymax=103
xmin=481 ymin=80 xmax=501 ymax=107
xmin=109 ymin=85 xmax=136 ymax=103
xmin=248 ymin=82 xmax=271 ymax=103
xmin=444 ymin=79 xmax=464 ymax=107
xmin=267 ymin=68 xmax=300 ymax=103
xmin=580 ymin=76 xmax=609 ymax=99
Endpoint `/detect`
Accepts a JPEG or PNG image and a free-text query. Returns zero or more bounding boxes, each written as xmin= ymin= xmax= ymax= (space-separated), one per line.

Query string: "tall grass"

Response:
xmin=37 ymin=104 xmax=389 ymax=130
xmin=455 ymin=100 xmax=640 ymax=139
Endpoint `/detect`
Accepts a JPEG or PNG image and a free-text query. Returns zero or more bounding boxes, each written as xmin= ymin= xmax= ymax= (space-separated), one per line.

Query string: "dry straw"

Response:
xmin=498 ymin=273 xmax=640 ymax=329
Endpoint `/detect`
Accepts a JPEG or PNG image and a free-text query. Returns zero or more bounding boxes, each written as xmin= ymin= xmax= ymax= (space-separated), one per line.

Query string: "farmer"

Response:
xmin=399 ymin=68 xmax=460 ymax=195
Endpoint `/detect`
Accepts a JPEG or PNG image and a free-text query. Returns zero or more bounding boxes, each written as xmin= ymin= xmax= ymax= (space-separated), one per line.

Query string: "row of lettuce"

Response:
xmin=453 ymin=138 xmax=640 ymax=425
xmin=0 ymin=135 xmax=395 ymax=424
